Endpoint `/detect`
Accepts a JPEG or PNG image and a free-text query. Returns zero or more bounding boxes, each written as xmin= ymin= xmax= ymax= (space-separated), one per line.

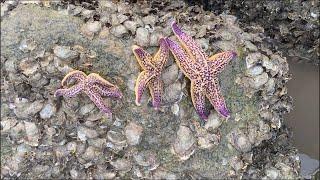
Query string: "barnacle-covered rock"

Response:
xmin=0 ymin=2 xmax=300 ymax=179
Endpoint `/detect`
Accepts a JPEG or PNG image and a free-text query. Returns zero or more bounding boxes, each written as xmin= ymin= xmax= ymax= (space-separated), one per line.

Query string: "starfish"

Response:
xmin=132 ymin=37 xmax=169 ymax=109
xmin=165 ymin=21 xmax=237 ymax=120
xmin=54 ymin=70 xmax=122 ymax=115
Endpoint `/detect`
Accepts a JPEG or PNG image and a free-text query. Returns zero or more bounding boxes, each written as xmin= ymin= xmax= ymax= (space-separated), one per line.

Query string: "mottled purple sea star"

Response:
xmin=132 ymin=38 xmax=169 ymax=109
xmin=165 ymin=21 xmax=237 ymax=120
xmin=54 ymin=70 xmax=122 ymax=116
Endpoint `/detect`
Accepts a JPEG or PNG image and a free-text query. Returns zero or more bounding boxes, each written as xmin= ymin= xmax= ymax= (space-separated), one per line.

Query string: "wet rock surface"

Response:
xmin=1 ymin=1 xmax=300 ymax=179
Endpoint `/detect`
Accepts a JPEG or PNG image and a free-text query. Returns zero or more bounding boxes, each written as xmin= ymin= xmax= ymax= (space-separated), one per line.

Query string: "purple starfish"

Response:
xmin=165 ymin=21 xmax=237 ymax=120
xmin=132 ymin=38 xmax=169 ymax=109
xmin=54 ymin=70 xmax=122 ymax=115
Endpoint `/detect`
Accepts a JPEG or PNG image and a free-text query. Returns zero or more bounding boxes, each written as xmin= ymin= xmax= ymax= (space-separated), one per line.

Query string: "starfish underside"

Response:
xmin=132 ymin=38 xmax=169 ymax=109
xmin=166 ymin=21 xmax=237 ymax=120
xmin=54 ymin=70 xmax=122 ymax=115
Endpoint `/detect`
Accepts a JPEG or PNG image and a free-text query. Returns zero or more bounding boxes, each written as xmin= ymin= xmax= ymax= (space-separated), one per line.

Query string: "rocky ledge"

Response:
xmin=1 ymin=1 xmax=299 ymax=179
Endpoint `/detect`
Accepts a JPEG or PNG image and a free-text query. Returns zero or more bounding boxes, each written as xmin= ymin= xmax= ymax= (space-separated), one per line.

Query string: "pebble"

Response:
xmin=19 ymin=57 xmax=39 ymax=76
xmin=77 ymin=126 xmax=98 ymax=141
xmin=85 ymin=21 xmax=101 ymax=34
xmin=162 ymin=64 xmax=179 ymax=85
xmin=110 ymin=14 xmax=120 ymax=25
xmin=0 ymin=117 xmax=17 ymax=133
xmin=24 ymin=121 xmax=40 ymax=146
xmin=40 ymin=103 xmax=56 ymax=119
xmin=124 ymin=20 xmax=138 ymax=34
xmin=172 ymin=125 xmax=195 ymax=160
xmin=79 ymin=103 xmax=95 ymax=115
xmin=246 ymin=65 xmax=264 ymax=76
xmin=246 ymin=52 xmax=262 ymax=69
xmin=134 ymin=151 xmax=159 ymax=170
xmin=245 ymin=41 xmax=258 ymax=51
xmin=110 ymin=159 xmax=132 ymax=172
xmin=250 ymin=72 xmax=269 ymax=89
xmin=110 ymin=25 xmax=128 ymax=38
xmin=53 ymin=46 xmax=79 ymax=60
xmin=204 ymin=112 xmax=222 ymax=131
xmin=149 ymin=32 xmax=163 ymax=46
xmin=117 ymin=14 xmax=128 ymax=24
xmin=82 ymin=146 xmax=100 ymax=161
xmin=171 ymin=103 xmax=180 ymax=116
xmin=107 ymin=130 xmax=127 ymax=146
xmin=164 ymin=82 xmax=182 ymax=103
xmin=135 ymin=27 xmax=150 ymax=47
xmin=142 ymin=15 xmax=157 ymax=26
xmin=19 ymin=39 xmax=37 ymax=52
xmin=14 ymin=100 xmax=43 ymax=119
xmin=88 ymin=138 xmax=106 ymax=149
xmin=125 ymin=121 xmax=143 ymax=146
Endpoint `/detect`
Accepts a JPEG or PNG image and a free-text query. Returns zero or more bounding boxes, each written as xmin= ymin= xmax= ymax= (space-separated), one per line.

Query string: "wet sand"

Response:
xmin=285 ymin=61 xmax=319 ymax=160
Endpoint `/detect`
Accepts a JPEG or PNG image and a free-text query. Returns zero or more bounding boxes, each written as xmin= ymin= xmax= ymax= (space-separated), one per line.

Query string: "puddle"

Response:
xmin=285 ymin=61 xmax=319 ymax=160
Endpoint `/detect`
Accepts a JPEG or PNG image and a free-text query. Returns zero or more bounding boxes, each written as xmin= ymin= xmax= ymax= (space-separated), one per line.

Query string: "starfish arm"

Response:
xmin=92 ymin=84 xmax=123 ymax=99
xmin=205 ymin=80 xmax=230 ymax=118
xmin=132 ymin=45 xmax=155 ymax=71
xmin=171 ymin=21 xmax=208 ymax=66
xmin=152 ymin=37 xmax=169 ymax=70
xmin=191 ymin=81 xmax=209 ymax=120
xmin=61 ymin=70 xmax=87 ymax=86
xmin=165 ymin=38 xmax=198 ymax=80
xmin=148 ymin=78 xmax=163 ymax=109
xmin=87 ymin=73 xmax=117 ymax=88
xmin=208 ymin=51 xmax=237 ymax=74
xmin=85 ymin=89 xmax=112 ymax=114
xmin=54 ymin=83 xmax=84 ymax=98
xmin=135 ymin=71 xmax=155 ymax=106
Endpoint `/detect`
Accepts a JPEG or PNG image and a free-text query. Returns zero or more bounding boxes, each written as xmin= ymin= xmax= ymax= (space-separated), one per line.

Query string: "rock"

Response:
xmin=246 ymin=65 xmax=264 ymax=76
xmin=110 ymin=159 xmax=132 ymax=172
xmin=142 ymin=15 xmax=157 ymax=26
xmin=19 ymin=39 xmax=37 ymax=52
xmin=125 ymin=121 xmax=143 ymax=146
xmin=124 ymin=20 xmax=138 ymax=34
xmin=110 ymin=14 xmax=120 ymax=25
xmin=164 ymin=82 xmax=182 ymax=103
xmin=172 ymin=125 xmax=195 ymax=160
xmin=19 ymin=57 xmax=39 ymax=76
xmin=77 ymin=126 xmax=98 ymax=141
xmin=135 ymin=27 xmax=150 ymax=46
xmin=14 ymin=99 xmax=43 ymax=119
xmin=53 ymin=46 xmax=79 ymax=60
xmin=162 ymin=64 xmax=179 ymax=85
xmin=228 ymin=130 xmax=252 ymax=153
xmin=79 ymin=103 xmax=95 ymax=115
xmin=88 ymin=138 xmax=106 ymax=149
xmin=171 ymin=103 xmax=180 ymax=116
xmin=24 ymin=121 xmax=40 ymax=146
xmin=204 ymin=112 xmax=222 ymax=131
xmin=245 ymin=53 xmax=262 ymax=69
xmin=265 ymin=167 xmax=280 ymax=179
xmin=107 ymin=130 xmax=127 ymax=146
xmin=40 ymin=103 xmax=56 ymax=119
xmin=0 ymin=117 xmax=17 ymax=133
xmin=82 ymin=146 xmax=101 ymax=161
xmin=110 ymin=25 xmax=128 ymax=38
xmin=150 ymin=32 xmax=163 ymax=46
xmin=250 ymin=72 xmax=269 ymax=89
xmin=133 ymin=151 xmax=159 ymax=170
xmin=117 ymin=14 xmax=128 ymax=24
xmin=81 ymin=21 xmax=102 ymax=38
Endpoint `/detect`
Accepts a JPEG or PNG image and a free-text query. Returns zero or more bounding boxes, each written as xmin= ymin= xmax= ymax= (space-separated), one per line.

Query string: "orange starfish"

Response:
xmin=132 ymin=38 xmax=169 ymax=109
xmin=54 ymin=70 xmax=122 ymax=115
xmin=165 ymin=21 xmax=237 ymax=119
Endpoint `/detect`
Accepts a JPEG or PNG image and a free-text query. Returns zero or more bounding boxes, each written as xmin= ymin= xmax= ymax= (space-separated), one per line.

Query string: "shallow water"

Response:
xmin=285 ymin=61 xmax=319 ymax=160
